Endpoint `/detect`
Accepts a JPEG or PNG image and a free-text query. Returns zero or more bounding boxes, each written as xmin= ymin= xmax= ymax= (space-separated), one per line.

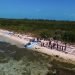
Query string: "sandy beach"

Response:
xmin=31 ymin=45 xmax=75 ymax=62
xmin=0 ymin=29 xmax=30 ymax=47
xmin=0 ymin=29 xmax=75 ymax=62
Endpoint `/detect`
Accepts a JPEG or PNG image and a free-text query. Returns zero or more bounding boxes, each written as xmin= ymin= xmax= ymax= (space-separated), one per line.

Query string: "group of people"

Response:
xmin=8 ymin=32 xmax=67 ymax=52
xmin=34 ymin=38 xmax=67 ymax=52
xmin=7 ymin=32 xmax=67 ymax=52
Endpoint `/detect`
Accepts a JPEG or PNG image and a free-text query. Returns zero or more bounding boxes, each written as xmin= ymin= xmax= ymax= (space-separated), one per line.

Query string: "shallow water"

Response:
xmin=0 ymin=41 xmax=75 ymax=75
xmin=0 ymin=42 xmax=50 ymax=75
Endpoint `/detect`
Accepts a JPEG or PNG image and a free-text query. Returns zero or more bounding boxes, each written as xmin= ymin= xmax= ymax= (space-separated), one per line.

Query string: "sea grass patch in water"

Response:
xmin=0 ymin=52 xmax=9 ymax=63
xmin=0 ymin=42 xmax=75 ymax=75
xmin=0 ymin=42 xmax=50 ymax=75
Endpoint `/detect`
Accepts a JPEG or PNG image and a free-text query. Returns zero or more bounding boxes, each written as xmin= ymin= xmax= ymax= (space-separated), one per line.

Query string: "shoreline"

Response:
xmin=0 ymin=29 xmax=75 ymax=62
xmin=32 ymin=45 xmax=75 ymax=62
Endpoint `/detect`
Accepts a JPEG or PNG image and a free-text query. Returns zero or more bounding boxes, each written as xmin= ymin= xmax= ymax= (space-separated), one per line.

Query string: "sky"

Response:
xmin=0 ymin=0 xmax=75 ymax=21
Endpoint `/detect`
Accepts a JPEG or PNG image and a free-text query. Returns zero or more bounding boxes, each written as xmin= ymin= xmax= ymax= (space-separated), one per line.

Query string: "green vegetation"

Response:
xmin=0 ymin=18 xmax=75 ymax=74
xmin=0 ymin=18 xmax=75 ymax=42
xmin=46 ymin=57 xmax=75 ymax=75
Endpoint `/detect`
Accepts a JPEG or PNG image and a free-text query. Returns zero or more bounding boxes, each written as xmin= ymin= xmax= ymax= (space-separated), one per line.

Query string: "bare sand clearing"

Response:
xmin=0 ymin=29 xmax=75 ymax=62
xmin=32 ymin=45 xmax=75 ymax=62
xmin=0 ymin=31 xmax=29 ymax=47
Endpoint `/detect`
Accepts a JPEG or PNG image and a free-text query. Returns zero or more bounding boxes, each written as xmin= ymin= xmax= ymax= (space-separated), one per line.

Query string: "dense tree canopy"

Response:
xmin=0 ymin=18 xmax=75 ymax=43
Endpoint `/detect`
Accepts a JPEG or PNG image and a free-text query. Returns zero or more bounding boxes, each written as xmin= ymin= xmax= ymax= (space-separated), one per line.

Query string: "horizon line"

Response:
xmin=0 ymin=17 xmax=75 ymax=22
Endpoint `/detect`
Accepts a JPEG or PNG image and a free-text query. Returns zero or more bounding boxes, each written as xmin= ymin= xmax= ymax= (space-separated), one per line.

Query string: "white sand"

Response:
xmin=0 ymin=29 xmax=75 ymax=62
xmin=31 ymin=45 xmax=75 ymax=61
xmin=0 ymin=30 xmax=30 ymax=47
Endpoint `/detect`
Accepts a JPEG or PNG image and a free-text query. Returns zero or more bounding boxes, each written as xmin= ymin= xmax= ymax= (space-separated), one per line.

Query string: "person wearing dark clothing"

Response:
xmin=56 ymin=43 xmax=58 ymax=50
xmin=61 ymin=46 xmax=64 ymax=51
xmin=53 ymin=43 xmax=56 ymax=49
xmin=64 ymin=43 xmax=67 ymax=51
xmin=49 ymin=41 xmax=51 ymax=46
xmin=51 ymin=45 xmax=53 ymax=49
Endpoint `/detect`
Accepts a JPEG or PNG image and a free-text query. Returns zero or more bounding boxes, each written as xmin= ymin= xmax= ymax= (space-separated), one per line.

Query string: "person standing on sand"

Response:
xmin=64 ymin=43 xmax=67 ymax=51
xmin=41 ymin=42 xmax=43 ymax=47
xmin=56 ymin=43 xmax=58 ymax=50
xmin=49 ymin=40 xmax=51 ymax=47
xmin=53 ymin=42 xmax=56 ymax=49
xmin=51 ymin=41 xmax=55 ymax=49
xmin=61 ymin=46 xmax=64 ymax=51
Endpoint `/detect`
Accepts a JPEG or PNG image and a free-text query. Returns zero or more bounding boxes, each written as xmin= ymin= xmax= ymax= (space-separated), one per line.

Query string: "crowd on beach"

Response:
xmin=0 ymin=29 xmax=67 ymax=51
xmin=30 ymin=38 xmax=67 ymax=53
xmin=1 ymin=29 xmax=75 ymax=55
xmin=40 ymin=39 xmax=66 ymax=52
